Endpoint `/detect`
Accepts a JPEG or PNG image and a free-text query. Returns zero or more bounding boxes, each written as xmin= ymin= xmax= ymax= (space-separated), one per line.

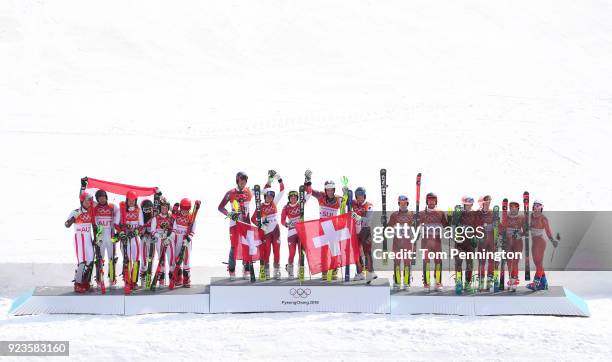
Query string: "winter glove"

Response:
xmin=304 ymin=169 xmax=312 ymax=183
xmin=228 ymin=211 xmax=239 ymax=221
xmin=80 ymin=177 xmax=88 ymax=189
xmin=342 ymin=186 xmax=349 ymax=195
xmin=551 ymin=238 xmax=559 ymax=248
xmin=274 ymin=173 xmax=282 ymax=182
xmin=119 ymin=232 xmax=127 ymax=242
xmin=351 ymin=212 xmax=362 ymax=222
xmin=285 ymin=220 xmax=295 ymax=228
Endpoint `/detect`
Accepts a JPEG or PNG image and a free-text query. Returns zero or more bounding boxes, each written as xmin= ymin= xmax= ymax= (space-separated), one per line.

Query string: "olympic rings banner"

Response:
xmin=209 ymin=279 xmax=390 ymax=313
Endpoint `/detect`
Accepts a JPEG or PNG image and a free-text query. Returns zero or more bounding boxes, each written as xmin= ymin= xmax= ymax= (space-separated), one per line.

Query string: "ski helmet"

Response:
xmin=461 ymin=196 xmax=474 ymax=205
xmin=509 ymin=201 xmax=520 ymax=208
xmin=126 ymin=190 xmax=137 ymax=201
xmin=324 ymin=180 xmax=335 ymax=190
xmin=478 ymin=195 xmax=492 ymax=206
xmin=159 ymin=196 xmax=170 ymax=209
xmin=288 ymin=190 xmax=298 ymax=201
xmin=533 ymin=200 xmax=544 ymax=210
xmin=355 ymin=187 xmax=366 ymax=198
xmin=398 ymin=195 xmax=409 ymax=204
xmin=236 ymin=171 xmax=248 ymax=184
xmin=426 ymin=192 xmax=437 ymax=204
xmin=95 ymin=189 xmax=108 ymax=202
xmin=141 ymin=199 xmax=153 ymax=213
xmin=263 ymin=188 xmax=275 ymax=198
xmin=180 ymin=198 xmax=192 ymax=210
xmin=80 ymin=191 xmax=93 ymax=203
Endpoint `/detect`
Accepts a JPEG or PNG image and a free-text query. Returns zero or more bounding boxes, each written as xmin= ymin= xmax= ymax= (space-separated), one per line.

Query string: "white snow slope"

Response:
xmin=1 ymin=0 xmax=612 ymax=360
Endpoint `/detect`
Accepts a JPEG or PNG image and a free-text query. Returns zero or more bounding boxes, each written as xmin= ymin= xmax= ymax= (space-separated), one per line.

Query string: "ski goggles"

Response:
xmin=398 ymin=195 xmax=409 ymax=202
xmin=461 ymin=196 xmax=474 ymax=205
xmin=288 ymin=191 xmax=299 ymax=199
xmin=142 ymin=206 xmax=153 ymax=214
xmin=355 ymin=189 xmax=366 ymax=197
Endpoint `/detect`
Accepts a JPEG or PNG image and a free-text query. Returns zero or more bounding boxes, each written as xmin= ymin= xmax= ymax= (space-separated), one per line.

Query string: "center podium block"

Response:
xmin=209 ymin=277 xmax=390 ymax=313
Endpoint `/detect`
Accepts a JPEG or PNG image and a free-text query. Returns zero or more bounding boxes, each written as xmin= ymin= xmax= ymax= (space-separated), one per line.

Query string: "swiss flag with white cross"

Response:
xmin=295 ymin=213 xmax=360 ymax=274
xmin=232 ymin=221 xmax=263 ymax=262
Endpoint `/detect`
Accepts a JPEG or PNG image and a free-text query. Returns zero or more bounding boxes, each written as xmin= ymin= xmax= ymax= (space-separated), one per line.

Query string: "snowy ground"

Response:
xmin=1 ymin=295 xmax=611 ymax=361
xmin=1 ymin=0 xmax=612 ymax=360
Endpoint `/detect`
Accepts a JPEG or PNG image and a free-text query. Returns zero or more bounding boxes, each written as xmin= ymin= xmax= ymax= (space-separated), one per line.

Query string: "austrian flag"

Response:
xmin=232 ymin=221 xmax=263 ymax=262
xmin=295 ymin=213 xmax=360 ymax=275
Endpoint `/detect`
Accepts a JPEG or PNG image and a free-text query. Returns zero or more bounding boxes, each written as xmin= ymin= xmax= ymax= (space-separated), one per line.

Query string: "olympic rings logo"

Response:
xmin=289 ymin=288 xmax=311 ymax=298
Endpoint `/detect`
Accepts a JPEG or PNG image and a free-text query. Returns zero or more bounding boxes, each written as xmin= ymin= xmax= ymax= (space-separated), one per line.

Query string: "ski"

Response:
xmin=492 ymin=205 xmax=501 ymax=292
xmin=500 ymin=198 xmax=508 ymax=290
xmin=254 ymin=184 xmax=265 ymax=282
xmin=412 ymin=173 xmax=421 ymax=266
xmin=380 ymin=169 xmax=388 ymax=266
xmin=93 ymin=225 xmax=106 ymax=294
xmin=298 ymin=184 xmax=306 ymax=281
xmin=150 ymin=232 xmax=170 ymax=291
xmin=345 ymin=188 xmax=353 ymax=282
xmin=144 ymin=233 xmax=155 ymax=289
xmin=451 ymin=205 xmax=462 ymax=295
xmin=169 ymin=200 xmax=201 ymax=289
xmin=119 ymin=201 xmax=132 ymax=295
xmin=523 ymin=191 xmax=531 ymax=281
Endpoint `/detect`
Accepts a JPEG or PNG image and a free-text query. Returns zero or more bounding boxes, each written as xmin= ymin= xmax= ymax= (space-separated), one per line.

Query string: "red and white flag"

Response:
xmin=232 ymin=221 xmax=263 ymax=262
xmin=295 ymin=213 xmax=360 ymax=275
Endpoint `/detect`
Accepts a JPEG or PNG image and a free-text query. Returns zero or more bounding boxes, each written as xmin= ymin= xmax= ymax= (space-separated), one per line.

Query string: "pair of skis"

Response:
xmin=168 ymin=200 xmax=201 ymax=289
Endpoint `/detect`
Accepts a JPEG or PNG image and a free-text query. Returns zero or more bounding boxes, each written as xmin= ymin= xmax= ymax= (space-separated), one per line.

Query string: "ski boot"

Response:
xmin=434 ymin=282 xmax=443 ymax=292
xmin=393 ymin=281 xmax=401 ymax=290
xmin=140 ymin=271 xmax=147 ymax=289
xmin=298 ymin=265 xmax=305 ymax=281
xmin=174 ymin=267 xmax=183 ymax=287
xmin=353 ymin=272 xmax=365 ymax=281
xmin=478 ymin=277 xmax=485 ymax=292
xmin=273 ymin=264 xmax=281 ymax=280
xmin=243 ymin=265 xmax=250 ymax=280
xmin=527 ymin=275 xmax=547 ymax=291
xmin=455 ymin=279 xmax=463 ymax=295
xmin=423 ymin=283 xmax=431 ymax=292
xmin=485 ymin=275 xmax=493 ymax=292
xmin=537 ymin=275 xmax=548 ymax=290
xmin=332 ymin=268 xmax=339 ymax=280
xmin=159 ymin=273 xmax=166 ymax=287
xmin=265 ymin=264 xmax=271 ymax=280
xmin=366 ymin=272 xmax=378 ymax=283
xmin=183 ymin=269 xmax=191 ymax=288
xmin=463 ymin=281 xmax=474 ymax=294
xmin=507 ymin=277 xmax=518 ymax=292
xmin=286 ymin=264 xmax=294 ymax=280
xmin=259 ymin=264 xmax=267 ymax=281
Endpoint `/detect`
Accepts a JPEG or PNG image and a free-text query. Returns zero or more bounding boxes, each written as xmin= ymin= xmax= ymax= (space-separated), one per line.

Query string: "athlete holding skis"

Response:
xmin=169 ymin=198 xmax=197 ymax=288
xmin=505 ymin=201 xmax=526 ymax=291
xmin=150 ymin=197 xmax=173 ymax=287
xmin=527 ymin=200 xmax=559 ymax=290
xmin=350 ymin=187 xmax=376 ymax=282
xmin=218 ymin=171 xmax=252 ymax=280
xmin=455 ymin=196 xmax=478 ymax=293
xmin=388 ymin=195 xmax=414 ymax=289
xmin=139 ymin=199 xmax=155 ymax=287
xmin=304 ymin=171 xmax=347 ymax=280
xmin=114 ymin=191 xmax=144 ymax=293
xmin=93 ymin=189 xmax=118 ymax=288
xmin=65 ymin=192 xmax=96 ymax=293
xmin=282 ymin=190 xmax=302 ymax=279
xmin=420 ymin=192 xmax=448 ymax=291
xmin=475 ymin=195 xmax=495 ymax=291
xmin=251 ymin=171 xmax=285 ymax=279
